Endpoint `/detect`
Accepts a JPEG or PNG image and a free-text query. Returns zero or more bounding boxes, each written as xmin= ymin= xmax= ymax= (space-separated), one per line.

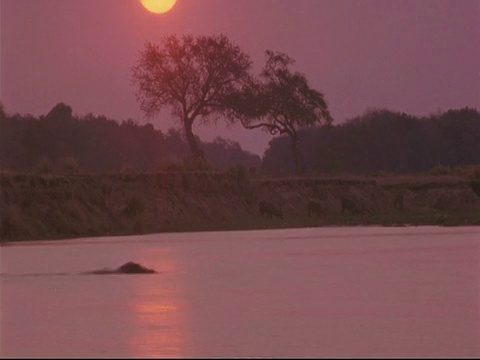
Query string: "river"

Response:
xmin=1 ymin=226 xmax=479 ymax=357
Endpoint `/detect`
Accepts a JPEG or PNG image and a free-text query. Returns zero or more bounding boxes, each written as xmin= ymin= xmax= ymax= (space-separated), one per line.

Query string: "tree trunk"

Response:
xmin=290 ymin=134 xmax=301 ymax=174
xmin=183 ymin=117 xmax=205 ymax=161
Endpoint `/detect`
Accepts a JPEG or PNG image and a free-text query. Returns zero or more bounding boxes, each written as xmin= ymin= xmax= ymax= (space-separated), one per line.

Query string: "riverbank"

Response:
xmin=1 ymin=171 xmax=480 ymax=242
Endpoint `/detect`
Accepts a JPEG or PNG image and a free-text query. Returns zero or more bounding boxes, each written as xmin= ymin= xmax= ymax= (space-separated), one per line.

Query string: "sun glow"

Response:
xmin=140 ymin=0 xmax=177 ymax=14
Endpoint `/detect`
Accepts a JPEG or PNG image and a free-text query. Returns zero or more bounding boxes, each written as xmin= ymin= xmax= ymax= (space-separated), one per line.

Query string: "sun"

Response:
xmin=140 ymin=0 xmax=177 ymax=14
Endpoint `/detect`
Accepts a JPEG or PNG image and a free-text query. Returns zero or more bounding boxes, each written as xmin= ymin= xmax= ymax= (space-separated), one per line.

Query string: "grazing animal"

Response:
xmin=393 ymin=192 xmax=404 ymax=211
xmin=341 ymin=198 xmax=362 ymax=215
xmin=307 ymin=199 xmax=323 ymax=217
xmin=259 ymin=200 xmax=283 ymax=220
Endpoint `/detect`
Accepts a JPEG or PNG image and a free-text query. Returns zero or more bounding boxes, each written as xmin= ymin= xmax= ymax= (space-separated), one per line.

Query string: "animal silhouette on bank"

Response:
xmin=393 ymin=192 xmax=404 ymax=211
xmin=341 ymin=198 xmax=363 ymax=215
xmin=307 ymin=199 xmax=323 ymax=217
xmin=259 ymin=201 xmax=283 ymax=220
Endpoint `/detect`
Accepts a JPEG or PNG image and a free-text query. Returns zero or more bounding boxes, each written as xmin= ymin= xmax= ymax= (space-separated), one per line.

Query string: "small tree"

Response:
xmin=132 ymin=34 xmax=252 ymax=162
xmin=237 ymin=50 xmax=333 ymax=173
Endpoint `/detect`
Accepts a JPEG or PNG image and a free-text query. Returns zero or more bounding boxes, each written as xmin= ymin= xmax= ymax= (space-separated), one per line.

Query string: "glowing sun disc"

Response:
xmin=140 ymin=0 xmax=177 ymax=14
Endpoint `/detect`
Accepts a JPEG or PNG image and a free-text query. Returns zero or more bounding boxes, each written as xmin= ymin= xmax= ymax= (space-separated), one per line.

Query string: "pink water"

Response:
xmin=1 ymin=226 xmax=479 ymax=357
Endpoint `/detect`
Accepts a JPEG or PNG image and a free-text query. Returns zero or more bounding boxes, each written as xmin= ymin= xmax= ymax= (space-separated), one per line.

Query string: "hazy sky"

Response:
xmin=1 ymin=0 xmax=479 ymax=156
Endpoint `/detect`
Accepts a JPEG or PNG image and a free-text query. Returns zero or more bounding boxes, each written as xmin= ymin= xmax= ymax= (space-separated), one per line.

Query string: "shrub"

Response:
xmin=181 ymin=156 xmax=213 ymax=172
xmin=35 ymin=158 xmax=53 ymax=174
xmin=226 ymin=164 xmax=249 ymax=183
xmin=59 ymin=156 xmax=80 ymax=174
xmin=473 ymin=166 xmax=480 ymax=180
xmin=429 ymin=164 xmax=451 ymax=175
xmin=470 ymin=181 xmax=480 ymax=197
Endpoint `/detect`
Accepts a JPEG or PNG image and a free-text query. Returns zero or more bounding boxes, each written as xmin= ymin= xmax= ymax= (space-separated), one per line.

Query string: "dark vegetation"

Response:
xmin=2 ymin=104 xmax=479 ymax=178
xmin=132 ymin=34 xmax=252 ymax=161
xmin=131 ymin=34 xmax=332 ymax=170
xmin=263 ymin=107 xmax=480 ymax=175
xmin=228 ymin=50 xmax=332 ymax=174
xmin=1 ymin=103 xmax=479 ymax=243
xmin=0 ymin=102 xmax=260 ymax=174
xmin=1 ymin=170 xmax=479 ymax=242
xmin=129 ymin=34 xmax=479 ymax=177
xmin=1 ymin=32 xmax=480 ymax=242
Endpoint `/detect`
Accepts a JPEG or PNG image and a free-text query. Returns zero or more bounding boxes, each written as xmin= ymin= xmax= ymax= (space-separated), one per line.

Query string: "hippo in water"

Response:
xmin=88 ymin=261 xmax=156 ymax=275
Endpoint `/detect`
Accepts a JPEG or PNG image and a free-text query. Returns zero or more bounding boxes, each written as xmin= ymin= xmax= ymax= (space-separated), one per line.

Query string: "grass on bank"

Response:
xmin=1 ymin=164 xmax=480 ymax=242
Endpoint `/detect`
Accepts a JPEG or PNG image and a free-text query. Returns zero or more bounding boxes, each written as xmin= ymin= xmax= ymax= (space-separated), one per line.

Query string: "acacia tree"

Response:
xmin=237 ymin=50 xmax=333 ymax=173
xmin=131 ymin=34 xmax=252 ymax=161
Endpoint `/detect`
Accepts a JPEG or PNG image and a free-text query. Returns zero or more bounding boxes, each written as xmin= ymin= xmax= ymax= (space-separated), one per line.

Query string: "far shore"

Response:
xmin=1 ymin=171 xmax=479 ymax=242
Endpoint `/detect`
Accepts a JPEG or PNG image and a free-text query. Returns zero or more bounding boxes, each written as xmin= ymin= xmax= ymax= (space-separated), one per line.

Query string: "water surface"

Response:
xmin=1 ymin=226 xmax=479 ymax=357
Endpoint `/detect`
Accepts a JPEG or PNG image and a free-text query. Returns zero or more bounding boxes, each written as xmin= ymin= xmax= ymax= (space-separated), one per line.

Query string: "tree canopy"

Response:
xmin=132 ymin=34 xmax=252 ymax=160
xmin=0 ymin=103 xmax=261 ymax=173
xmin=233 ymin=50 xmax=333 ymax=173
xmin=261 ymin=108 xmax=480 ymax=175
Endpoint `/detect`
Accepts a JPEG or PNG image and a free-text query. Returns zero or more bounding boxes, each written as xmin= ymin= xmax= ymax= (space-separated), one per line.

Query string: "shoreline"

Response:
xmin=1 ymin=172 xmax=480 ymax=242
xmin=2 ymin=223 xmax=479 ymax=247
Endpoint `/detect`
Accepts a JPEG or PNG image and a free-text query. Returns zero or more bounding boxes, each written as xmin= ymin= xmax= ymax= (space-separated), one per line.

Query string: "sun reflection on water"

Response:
xmin=128 ymin=252 xmax=188 ymax=358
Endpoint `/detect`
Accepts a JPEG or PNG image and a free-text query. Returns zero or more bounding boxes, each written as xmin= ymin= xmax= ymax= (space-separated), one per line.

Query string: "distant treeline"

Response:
xmin=1 ymin=104 xmax=479 ymax=175
xmin=262 ymin=108 xmax=480 ymax=175
xmin=0 ymin=103 xmax=261 ymax=173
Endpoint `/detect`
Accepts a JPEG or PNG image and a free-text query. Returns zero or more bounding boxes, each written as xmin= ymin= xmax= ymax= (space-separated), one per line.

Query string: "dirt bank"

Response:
xmin=1 ymin=172 xmax=479 ymax=242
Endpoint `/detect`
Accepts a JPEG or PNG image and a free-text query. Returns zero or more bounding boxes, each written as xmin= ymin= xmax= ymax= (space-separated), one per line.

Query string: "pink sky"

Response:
xmin=1 ymin=0 xmax=479 ymax=156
